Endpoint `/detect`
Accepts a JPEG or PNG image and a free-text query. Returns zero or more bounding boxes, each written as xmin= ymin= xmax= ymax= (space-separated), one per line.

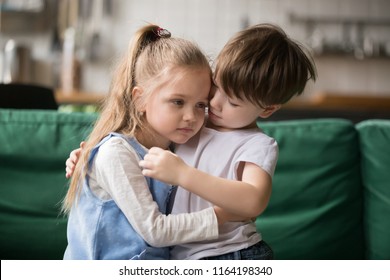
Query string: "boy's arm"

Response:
xmin=214 ymin=206 xmax=254 ymax=222
xmin=140 ymin=147 xmax=272 ymax=218
xmin=65 ymin=141 xmax=85 ymax=178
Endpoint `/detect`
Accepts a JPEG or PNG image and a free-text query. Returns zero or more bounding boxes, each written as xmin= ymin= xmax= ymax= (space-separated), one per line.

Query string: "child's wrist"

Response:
xmin=213 ymin=206 xmax=226 ymax=225
xmin=178 ymin=165 xmax=193 ymax=189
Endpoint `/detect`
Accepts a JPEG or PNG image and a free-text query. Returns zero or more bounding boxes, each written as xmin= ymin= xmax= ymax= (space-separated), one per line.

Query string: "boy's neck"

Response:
xmin=206 ymin=120 xmax=258 ymax=132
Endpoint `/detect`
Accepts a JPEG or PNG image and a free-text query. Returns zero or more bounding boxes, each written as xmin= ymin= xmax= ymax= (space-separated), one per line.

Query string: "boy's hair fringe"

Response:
xmin=215 ymin=23 xmax=317 ymax=108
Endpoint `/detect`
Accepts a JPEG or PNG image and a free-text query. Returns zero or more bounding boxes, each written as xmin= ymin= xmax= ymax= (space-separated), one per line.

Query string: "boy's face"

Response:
xmin=207 ymin=79 xmax=280 ymax=132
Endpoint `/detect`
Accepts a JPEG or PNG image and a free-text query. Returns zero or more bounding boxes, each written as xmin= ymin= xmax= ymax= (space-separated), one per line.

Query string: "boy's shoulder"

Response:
xmin=202 ymin=126 xmax=275 ymax=144
xmin=203 ymin=126 xmax=266 ymax=136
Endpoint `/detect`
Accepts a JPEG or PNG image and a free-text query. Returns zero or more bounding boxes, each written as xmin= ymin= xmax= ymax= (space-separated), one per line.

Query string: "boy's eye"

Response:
xmin=228 ymin=100 xmax=239 ymax=107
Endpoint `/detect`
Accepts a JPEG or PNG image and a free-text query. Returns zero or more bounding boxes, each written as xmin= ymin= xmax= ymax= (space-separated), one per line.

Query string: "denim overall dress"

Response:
xmin=64 ymin=133 xmax=173 ymax=260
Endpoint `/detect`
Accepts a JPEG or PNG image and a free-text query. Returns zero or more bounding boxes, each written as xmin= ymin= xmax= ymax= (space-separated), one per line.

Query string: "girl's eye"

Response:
xmin=172 ymin=100 xmax=184 ymax=106
xmin=196 ymin=103 xmax=208 ymax=109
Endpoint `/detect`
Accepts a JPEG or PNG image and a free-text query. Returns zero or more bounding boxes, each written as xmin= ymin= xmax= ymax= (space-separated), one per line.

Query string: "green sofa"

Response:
xmin=0 ymin=109 xmax=389 ymax=260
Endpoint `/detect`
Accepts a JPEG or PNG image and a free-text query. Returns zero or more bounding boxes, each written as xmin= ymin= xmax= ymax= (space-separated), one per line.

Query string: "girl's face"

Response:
xmin=139 ymin=67 xmax=211 ymax=149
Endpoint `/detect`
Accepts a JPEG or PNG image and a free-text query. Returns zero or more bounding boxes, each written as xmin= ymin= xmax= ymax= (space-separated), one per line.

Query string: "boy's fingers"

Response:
xmin=148 ymin=146 xmax=164 ymax=155
xmin=139 ymin=160 xmax=152 ymax=169
xmin=65 ymin=167 xmax=72 ymax=178
xmin=70 ymin=148 xmax=82 ymax=162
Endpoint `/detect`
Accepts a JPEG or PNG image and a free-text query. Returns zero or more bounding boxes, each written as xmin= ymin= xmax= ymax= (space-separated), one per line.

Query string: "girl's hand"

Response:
xmin=139 ymin=147 xmax=188 ymax=186
xmin=65 ymin=141 xmax=85 ymax=178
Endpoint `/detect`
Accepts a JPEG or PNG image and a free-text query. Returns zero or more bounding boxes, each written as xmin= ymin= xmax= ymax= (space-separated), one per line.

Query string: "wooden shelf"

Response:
xmin=267 ymin=93 xmax=390 ymax=123
xmin=289 ymin=13 xmax=390 ymax=26
xmin=285 ymin=93 xmax=390 ymax=111
xmin=55 ymin=89 xmax=105 ymax=105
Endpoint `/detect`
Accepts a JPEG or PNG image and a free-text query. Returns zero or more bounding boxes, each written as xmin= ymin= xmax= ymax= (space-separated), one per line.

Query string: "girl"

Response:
xmin=62 ymin=24 xmax=228 ymax=260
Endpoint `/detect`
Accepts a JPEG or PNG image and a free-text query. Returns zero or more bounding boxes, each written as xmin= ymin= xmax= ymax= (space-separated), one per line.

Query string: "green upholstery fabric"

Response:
xmin=0 ymin=109 xmax=96 ymax=259
xmin=257 ymin=119 xmax=364 ymax=259
xmin=357 ymin=120 xmax=390 ymax=260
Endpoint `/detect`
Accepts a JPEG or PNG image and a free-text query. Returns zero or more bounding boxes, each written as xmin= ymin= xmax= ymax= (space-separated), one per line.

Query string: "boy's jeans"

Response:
xmin=201 ymin=240 xmax=274 ymax=260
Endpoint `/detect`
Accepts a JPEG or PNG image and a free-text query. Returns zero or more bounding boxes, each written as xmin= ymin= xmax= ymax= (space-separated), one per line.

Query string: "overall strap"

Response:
xmin=87 ymin=133 xmax=145 ymax=169
xmin=86 ymin=132 xmax=173 ymax=214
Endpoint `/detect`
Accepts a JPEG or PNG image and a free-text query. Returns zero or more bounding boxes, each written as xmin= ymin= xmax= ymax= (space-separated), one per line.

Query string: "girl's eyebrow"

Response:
xmin=170 ymin=93 xmax=208 ymax=104
xmin=169 ymin=93 xmax=187 ymax=98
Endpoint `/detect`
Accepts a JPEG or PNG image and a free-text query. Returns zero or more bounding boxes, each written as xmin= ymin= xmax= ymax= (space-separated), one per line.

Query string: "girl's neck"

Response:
xmin=134 ymin=129 xmax=170 ymax=150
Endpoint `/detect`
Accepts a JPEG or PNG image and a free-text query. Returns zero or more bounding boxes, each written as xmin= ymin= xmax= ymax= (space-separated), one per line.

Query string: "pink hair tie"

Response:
xmin=154 ymin=27 xmax=171 ymax=38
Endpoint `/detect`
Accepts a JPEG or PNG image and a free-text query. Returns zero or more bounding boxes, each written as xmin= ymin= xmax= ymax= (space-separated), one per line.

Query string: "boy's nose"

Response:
xmin=209 ymin=92 xmax=222 ymax=111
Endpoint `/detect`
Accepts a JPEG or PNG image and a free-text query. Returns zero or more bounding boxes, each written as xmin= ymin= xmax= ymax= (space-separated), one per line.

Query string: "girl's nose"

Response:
xmin=183 ymin=108 xmax=196 ymax=122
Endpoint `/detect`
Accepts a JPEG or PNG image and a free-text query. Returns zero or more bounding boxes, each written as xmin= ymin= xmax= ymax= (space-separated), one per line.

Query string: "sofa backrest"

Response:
xmin=0 ymin=109 xmax=96 ymax=259
xmin=357 ymin=120 xmax=390 ymax=260
xmin=1 ymin=109 xmax=388 ymax=260
xmin=257 ymin=119 xmax=364 ymax=259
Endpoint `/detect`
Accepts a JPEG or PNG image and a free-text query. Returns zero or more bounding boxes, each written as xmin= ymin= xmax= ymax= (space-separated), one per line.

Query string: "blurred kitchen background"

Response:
xmin=1 ymin=0 xmax=390 ymax=119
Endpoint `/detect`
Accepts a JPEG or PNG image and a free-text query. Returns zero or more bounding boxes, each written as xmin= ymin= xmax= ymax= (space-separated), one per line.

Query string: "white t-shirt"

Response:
xmin=171 ymin=126 xmax=278 ymax=259
xmin=88 ymin=136 xmax=219 ymax=247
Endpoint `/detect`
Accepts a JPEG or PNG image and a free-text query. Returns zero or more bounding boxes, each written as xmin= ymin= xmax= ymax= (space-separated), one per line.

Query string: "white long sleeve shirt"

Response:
xmin=88 ymin=136 xmax=219 ymax=247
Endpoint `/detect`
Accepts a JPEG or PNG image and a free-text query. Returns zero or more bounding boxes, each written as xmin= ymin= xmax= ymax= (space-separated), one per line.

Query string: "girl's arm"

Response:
xmin=91 ymin=137 xmax=220 ymax=248
xmin=140 ymin=147 xmax=272 ymax=218
xmin=65 ymin=143 xmax=250 ymax=223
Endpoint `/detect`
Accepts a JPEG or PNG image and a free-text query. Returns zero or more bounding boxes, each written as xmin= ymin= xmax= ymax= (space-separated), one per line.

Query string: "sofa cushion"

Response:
xmin=257 ymin=119 xmax=364 ymax=259
xmin=0 ymin=109 xmax=97 ymax=259
xmin=357 ymin=119 xmax=390 ymax=260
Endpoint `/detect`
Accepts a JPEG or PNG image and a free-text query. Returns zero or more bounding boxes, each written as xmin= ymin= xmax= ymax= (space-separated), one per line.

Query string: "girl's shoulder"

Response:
xmin=95 ymin=135 xmax=142 ymax=163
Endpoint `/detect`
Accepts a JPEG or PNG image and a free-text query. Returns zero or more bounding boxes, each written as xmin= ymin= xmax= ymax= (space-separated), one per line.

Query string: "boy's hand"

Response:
xmin=139 ymin=147 xmax=188 ymax=186
xmin=65 ymin=141 xmax=85 ymax=178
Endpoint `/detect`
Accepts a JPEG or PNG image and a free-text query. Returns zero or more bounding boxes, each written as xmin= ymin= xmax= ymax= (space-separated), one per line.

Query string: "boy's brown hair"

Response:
xmin=214 ymin=23 xmax=317 ymax=108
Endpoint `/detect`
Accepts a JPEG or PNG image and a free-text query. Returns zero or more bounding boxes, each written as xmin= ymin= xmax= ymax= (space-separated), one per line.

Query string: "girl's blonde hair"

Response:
xmin=62 ymin=24 xmax=211 ymax=213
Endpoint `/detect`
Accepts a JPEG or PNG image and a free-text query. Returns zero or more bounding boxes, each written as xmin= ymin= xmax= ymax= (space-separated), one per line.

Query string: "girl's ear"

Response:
xmin=258 ymin=104 xmax=281 ymax=119
xmin=132 ymin=86 xmax=145 ymax=112
xmin=132 ymin=86 xmax=143 ymax=99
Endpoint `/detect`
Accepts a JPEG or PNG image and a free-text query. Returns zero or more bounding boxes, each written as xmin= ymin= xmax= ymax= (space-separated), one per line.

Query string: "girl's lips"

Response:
xmin=177 ymin=127 xmax=193 ymax=133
